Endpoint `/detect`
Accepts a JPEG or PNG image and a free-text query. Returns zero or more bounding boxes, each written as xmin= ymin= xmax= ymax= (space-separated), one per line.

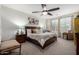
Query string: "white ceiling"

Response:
xmin=3 ymin=4 xmax=79 ymax=19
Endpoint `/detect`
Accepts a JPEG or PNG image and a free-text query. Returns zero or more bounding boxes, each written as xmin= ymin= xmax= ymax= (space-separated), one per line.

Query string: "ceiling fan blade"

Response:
xmin=32 ymin=11 xmax=42 ymax=13
xmin=48 ymin=13 xmax=52 ymax=16
xmin=48 ymin=7 xmax=60 ymax=12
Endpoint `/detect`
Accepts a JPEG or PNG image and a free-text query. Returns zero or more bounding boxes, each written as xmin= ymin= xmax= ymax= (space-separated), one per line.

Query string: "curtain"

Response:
xmin=51 ymin=19 xmax=58 ymax=36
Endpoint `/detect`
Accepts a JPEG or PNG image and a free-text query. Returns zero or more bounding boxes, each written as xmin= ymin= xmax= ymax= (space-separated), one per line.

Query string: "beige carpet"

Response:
xmin=13 ymin=38 xmax=76 ymax=55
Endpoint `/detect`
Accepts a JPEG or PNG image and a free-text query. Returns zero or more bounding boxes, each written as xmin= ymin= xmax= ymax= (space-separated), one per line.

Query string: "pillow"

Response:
xmin=35 ymin=29 xmax=41 ymax=33
xmin=27 ymin=29 xmax=32 ymax=36
xmin=27 ymin=29 xmax=31 ymax=33
xmin=31 ymin=29 xmax=36 ymax=33
xmin=31 ymin=29 xmax=41 ymax=34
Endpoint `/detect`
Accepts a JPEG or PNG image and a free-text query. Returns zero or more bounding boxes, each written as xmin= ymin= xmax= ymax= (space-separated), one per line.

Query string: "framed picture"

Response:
xmin=28 ymin=17 xmax=39 ymax=25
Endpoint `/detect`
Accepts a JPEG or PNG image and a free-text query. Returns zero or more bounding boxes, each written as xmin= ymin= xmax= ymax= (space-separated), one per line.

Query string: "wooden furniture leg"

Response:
xmin=19 ymin=44 xmax=22 ymax=55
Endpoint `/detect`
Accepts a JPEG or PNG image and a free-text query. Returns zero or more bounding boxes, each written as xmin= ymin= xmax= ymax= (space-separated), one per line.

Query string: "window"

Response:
xmin=60 ymin=16 xmax=72 ymax=33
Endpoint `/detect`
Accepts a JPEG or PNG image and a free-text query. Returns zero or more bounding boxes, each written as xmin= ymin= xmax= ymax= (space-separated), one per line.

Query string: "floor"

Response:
xmin=13 ymin=38 xmax=76 ymax=55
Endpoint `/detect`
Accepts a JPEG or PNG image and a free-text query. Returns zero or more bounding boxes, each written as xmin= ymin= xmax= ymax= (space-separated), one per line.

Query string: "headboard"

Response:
xmin=25 ymin=26 xmax=41 ymax=36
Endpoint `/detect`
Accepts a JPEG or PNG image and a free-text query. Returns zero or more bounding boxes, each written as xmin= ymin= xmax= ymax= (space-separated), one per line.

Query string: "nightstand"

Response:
xmin=16 ymin=34 xmax=26 ymax=43
xmin=63 ymin=32 xmax=73 ymax=40
xmin=67 ymin=33 xmax=73 ymax=40
xmin=16 ymin=34 xmax=27 ymax=54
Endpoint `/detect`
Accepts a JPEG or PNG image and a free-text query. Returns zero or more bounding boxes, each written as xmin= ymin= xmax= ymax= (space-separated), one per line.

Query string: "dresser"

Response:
xmin=15 ymin=34 xmax=26 ymax=54
xmin=63 ymin=32 xmax=73 ymax=40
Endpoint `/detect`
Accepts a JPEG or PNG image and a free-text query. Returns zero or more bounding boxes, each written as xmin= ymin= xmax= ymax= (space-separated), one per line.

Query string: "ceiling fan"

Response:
xmin=32 ymin=4 xmax=60 ymax=16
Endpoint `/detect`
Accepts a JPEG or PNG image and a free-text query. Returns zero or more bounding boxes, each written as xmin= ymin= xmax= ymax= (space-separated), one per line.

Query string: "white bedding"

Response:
xmin=27 ymin=32 xmax=57 ymax=46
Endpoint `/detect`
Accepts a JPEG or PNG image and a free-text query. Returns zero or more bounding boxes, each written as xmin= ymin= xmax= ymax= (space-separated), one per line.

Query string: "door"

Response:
xmin=74 ymin=17 xmax=79 ymax=55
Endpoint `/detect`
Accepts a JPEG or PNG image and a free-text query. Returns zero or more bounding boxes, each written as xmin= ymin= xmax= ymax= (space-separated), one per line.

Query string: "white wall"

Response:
xmin=2 ymin=6 xmax=29 ymax=27
xmin=1 ymin=17 xmax=18 ymax=41
xmin=0 ymin=15 xmax=1 ymax=43
xmin=0 ymin=5 xmax=1 ymax=43
xmin=39 ymin=18 xmax=46 ymax=29
xmin=1 ymin=5 xmax=35 ymax=41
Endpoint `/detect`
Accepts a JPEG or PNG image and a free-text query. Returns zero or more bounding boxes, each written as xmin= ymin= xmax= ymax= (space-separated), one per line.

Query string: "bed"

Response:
xmin=25 ymin=26 xmax=57 ymax=49
xmin=27 ymin=32 xmax=57 ymax=49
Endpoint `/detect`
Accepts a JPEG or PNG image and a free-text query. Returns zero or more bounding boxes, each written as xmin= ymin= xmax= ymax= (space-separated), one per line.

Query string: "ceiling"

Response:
xmin=3 ymin=4 xmax=79 ymax=19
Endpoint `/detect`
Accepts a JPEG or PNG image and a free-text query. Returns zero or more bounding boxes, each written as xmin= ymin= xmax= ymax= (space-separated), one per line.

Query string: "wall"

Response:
xmin=1 ymin=17 xmax=18 ymax=41
xmin=0 ymin=16 xmax=1 ymax=42
xmin=39 ymin=18 xmax=46 ymax=30
xmin=0 ymin=5 xmax=1 ymax=43
xmin=2 ymin=6 xmax=29 ymax=27
xmin=1 ymin=5 xmax=34 ymax=41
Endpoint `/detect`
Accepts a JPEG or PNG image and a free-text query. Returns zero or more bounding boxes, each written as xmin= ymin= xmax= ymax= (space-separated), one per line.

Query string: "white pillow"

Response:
xmin=27 ymin=29 xmax=32 ymax=36
xmin=35 ymin=29 xmax=41 ymax=34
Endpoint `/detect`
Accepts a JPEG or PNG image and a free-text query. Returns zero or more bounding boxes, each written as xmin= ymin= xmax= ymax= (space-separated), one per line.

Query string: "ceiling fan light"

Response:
xmin=42 ymin=12 xmax=47 ymax=15
xmin=43 ymin=7 xmax=47 ymax=10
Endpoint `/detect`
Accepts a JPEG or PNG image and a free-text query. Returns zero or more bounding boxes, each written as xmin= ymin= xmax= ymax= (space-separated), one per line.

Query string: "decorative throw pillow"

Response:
xmin=31 ymin=29 xmax=36 ymax=33
xmin=31 ymin=29 xmax=41 ymax=34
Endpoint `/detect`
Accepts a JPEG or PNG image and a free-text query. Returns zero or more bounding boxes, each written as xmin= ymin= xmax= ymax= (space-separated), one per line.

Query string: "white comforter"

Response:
xmin=27 ymin=32 xmax=57 ymax=46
